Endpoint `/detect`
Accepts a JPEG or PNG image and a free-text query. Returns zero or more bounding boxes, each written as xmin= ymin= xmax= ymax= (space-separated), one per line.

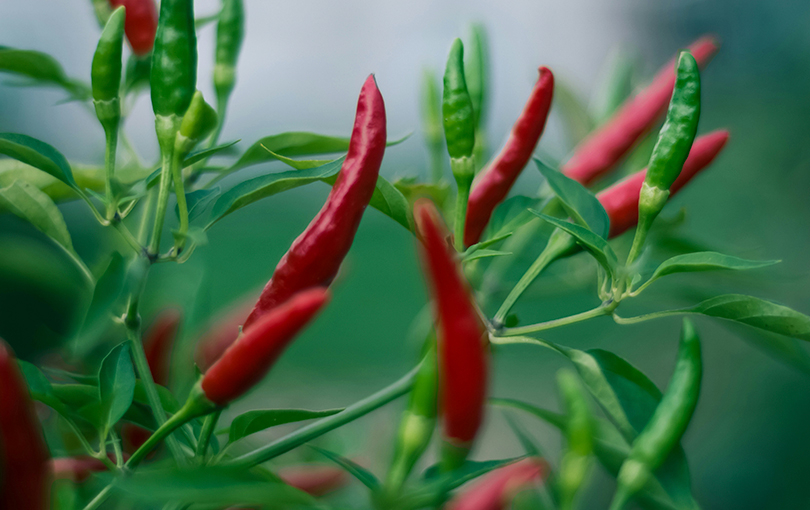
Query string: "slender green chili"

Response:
xmin=212 ymin=0 xmax=244 ymax=144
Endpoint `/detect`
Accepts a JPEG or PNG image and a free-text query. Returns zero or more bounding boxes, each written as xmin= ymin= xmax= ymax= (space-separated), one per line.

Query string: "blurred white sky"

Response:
xmin=0 ymin=0 xmax=718 ymax=170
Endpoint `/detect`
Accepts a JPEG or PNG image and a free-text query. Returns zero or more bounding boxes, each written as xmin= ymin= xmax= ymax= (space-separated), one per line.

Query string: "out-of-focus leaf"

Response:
xmin=311 ymin=446 xmax=379 ymax=490
xmin=184 ymin=140 xmax=240 ymax=167
xmin=393 ymin=176 xmax=451 ymax=208
xmin=0 ymin=133 xmax=77 ymax=190
xmin=226 ymin=408 xmax=343 ymax=443
xmin=554 ymin=80 xmax=593 ymax=147
xmin=0 ymin=48 xmax=88 ymax=99
xmin=0 ymin=180 xmax=74 ymax=253
xmin=176 ymin=187 xmax=220 ymax=223
xmin=98 ymin=343 xmax=136 ymax=437
xmin=486 ymin=195 xmax=546 ymax=241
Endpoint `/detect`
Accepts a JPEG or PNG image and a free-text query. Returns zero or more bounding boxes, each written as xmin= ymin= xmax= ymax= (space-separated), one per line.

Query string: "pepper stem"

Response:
xmin=195 ymin=409 xmax=222 ymax=461
xmin=450 ymin=156 xmax=475 ymax=252
xmin=103 ymin=127 xmax=119 ymax=221
xmin=171 ymin=150 xmax=189 ymax=252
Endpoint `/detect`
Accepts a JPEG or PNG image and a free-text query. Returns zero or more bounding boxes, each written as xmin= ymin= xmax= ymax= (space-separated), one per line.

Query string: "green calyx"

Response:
xmin=175 ymin=90 xmax=218 ymax=156
xmin=151 ymin=0 xmax=198 ymax=119
xmin=442 ymin=38 xmax=476 ymax=160
xmin=91 ymin=6 xmax=125 ymax=132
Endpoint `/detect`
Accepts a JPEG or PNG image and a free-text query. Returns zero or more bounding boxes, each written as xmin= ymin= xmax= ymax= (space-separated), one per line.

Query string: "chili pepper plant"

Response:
xmin=0 ymin=2 xmax=808 ymax=509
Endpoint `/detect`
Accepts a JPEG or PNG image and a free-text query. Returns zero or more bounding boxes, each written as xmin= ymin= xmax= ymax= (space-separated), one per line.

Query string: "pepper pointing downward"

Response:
xmin=414 ymin=200 xmax=488 ymax=470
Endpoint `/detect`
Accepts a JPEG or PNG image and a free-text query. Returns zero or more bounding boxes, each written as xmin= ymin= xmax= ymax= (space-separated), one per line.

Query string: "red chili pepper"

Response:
xmin=143 ymin=308 xmax=181 ymax=386
xmin=598 ymin=129 xmax=729 ymax=237
xmin=195 ymin=297 xmax=256 ymax=371
xmin=446 ymin=458 xmax=549 ymax=510
xmin=108 ymin=0 xmax=159 ymax=56
xmin=201 ymin=288 xmax=330 ymax=406
xmin=50 ymin=453 xmax=124 ymax=483
xmin=243 ymin=75 xmax=387 ymax=331
xmin=278 ymin=464 xmax=349 ymax=496
xmin=562 ymin=36 xmax=718 ymax=186
xmin=464 ymin=67 xmax=555 ymax=246
xmin=413 ymin=200 xmax=488 ymax=465
xmin=0 ymin=340 xmax=51 ymax=508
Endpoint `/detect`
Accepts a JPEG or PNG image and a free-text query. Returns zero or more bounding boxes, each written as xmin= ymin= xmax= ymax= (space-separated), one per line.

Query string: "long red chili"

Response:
xmin=464 ymin=67 xmax=554 ymax=246
xmin=598 ymin=129 xmax=729 ymax=237
xmin=414 ymin=199 xmax=488 ymax=465
xmin=201 ymin=288 xmax=330 ymax=405
xmin=0 ymin=340 xmax=51 ymax=509
xmin=446 ymin=458 xmax=549 ymax=510
xmin=562 ymin=36 xmax=718 ymax=186
xmin=108 ymin=0 xmax=159 ymax=56
xmin=243 ymin=75 xmax=386 ymax=331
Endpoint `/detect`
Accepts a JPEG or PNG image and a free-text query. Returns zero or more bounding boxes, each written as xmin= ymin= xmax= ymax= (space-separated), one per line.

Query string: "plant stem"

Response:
xmin=171 ymin=150 xmax=189 ymax=252
xmin=226 ymin=364 xmax=420 ymax=470
xmin=493 ymin=230 xmax=575 ymax=326
xmin=453 ymin=178 xmax=471 ymax=252
xmin=195 ymin=410 xmax=221 ymax=461
xmin=149 ymin=150 xmax=175 ymax=256
xmin=497 ymin=302 xmax=616 ymax=337
xmin=104 ymin=128 xmax=119 ymax=221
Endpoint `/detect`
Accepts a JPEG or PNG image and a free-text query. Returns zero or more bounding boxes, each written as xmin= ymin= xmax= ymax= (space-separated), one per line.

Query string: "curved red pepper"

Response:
xmin=109 ymin=0 xmax=158 ymax=56
xmin=143 ymin=308 xmax=181 ymax=386
xmin=414 ymin=200 xmax=488 ymax=455
xmin=464 ymin=67 xmax=555 ymax=246
xmin=598 ymin=130 xmax=729 ymax=237
xmin=195 ymin=297 xmax=255 ymax=371
xmin=0 ymin=340 xmax=51 ymax=508
xmin=446 ymin=458 xmax=549 ymax=510
xmin=243 ymin=75 xmax=386 ymax=331
xmin=201 ymin=288 xmax=330 ymax=405
xmin=278 ymin=464 xmax=349 ymax=496
xmin=563 ymin=36 xmax=718 ymax=186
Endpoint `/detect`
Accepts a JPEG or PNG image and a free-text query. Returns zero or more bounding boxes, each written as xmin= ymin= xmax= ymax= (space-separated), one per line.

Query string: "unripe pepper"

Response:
xmin=0 ymin=340 xmax=51 ymax=508
xmin=610 ymin=320 xmax=702 ymax=510
xmin=446 ymin=458 xmax=549 ymax=510
xmin=562 ymin=36 xmax=717 ymax=186
xmin=214 ymin=0 xmax=245 ymax=109
xmin=278 ymin=464 xmax=349 ymax=497
xmin=109 ymin=0 xmax=159 ymax=56
xmin=443 ymin=38 xmax=476 ymax=162
xmin=598 ymin=130 xmax=728 ymax=238
xmin=464 ymin=67 xmax=554 ymax=246
xmin=175 ymin=90 xmax=218 ymax=157
xmin=243 ymin=75 xmax=386 ymax=330
xmin=414 ymin=200 xmax=488 ymax=470
xmin=627 ymin=51 xmax=701 ymax=263
xmin=202 ymin=288 xmax=330 ymax=405
xmin=91 ymin=6 xmax=126 ymax=133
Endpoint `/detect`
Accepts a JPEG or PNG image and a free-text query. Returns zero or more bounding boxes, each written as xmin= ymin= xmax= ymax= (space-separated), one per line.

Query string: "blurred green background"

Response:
xmin=2 ymin=0 xmax=810 ymax=508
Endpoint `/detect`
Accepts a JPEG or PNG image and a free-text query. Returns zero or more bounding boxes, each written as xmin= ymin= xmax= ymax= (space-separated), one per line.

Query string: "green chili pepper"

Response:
xmin=213 ymin=0 xmax=245 ymax=111
xmin=151 ymin=0 xmax=197 ymax=151
xmin=442 ymin=38 xmax=476 ymax=163
xmin=421 ymin=68 xmax=445 ymax=184
xmin=175 ymin=90 xmax=218 ymax=157
xmin=384 ymin=338 xmax=438 ymax=494
xmin=557 ymin=369 xmax=594 ymax=510
xmin=609 ymin=319 xmax=703 ymax=510
xmin=465 ymin=23 xmax=489 ymax=167
xmin=91 ymin=6 xmax=126 ymax=132
xmin=627 ymin=51 xmax=700 ymax=264
xmin=90 ymin=0 xmax=112 ymax=27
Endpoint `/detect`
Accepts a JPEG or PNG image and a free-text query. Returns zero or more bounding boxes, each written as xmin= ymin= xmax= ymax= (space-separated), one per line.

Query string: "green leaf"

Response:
xmin=535 ymin=159 xmax=609 ymax=238
xmin=227 ymin=408 xmax=343 ymax=443
xmin=77 ymin=253 xmax=126 ymax=352
xmin=311 ymin=445 xmax=379 ymax=490
xmin=98 ymin=343 xmax=136 ymax=436
xmin=393 ymin=177 xmax=451 ymax=208
xmin=502 ymin=411 xmax=544 ymax=457
xmin=554 ymin=80 xmax=594 ymax=146
xmin=486 ymin=195 xmax=546 ymax=241
xmin=260 ymin=148 xmax=335 ymax=170
xmin=176 ymin=187 xmax=220 ymax=223
xmin=491 ymin=398 xmax=567 ymax=429
xmin=687 ymin=294 xmax=810 ymax=341
xmin=358 ymin=175 xmax=412 ymax=231
xmin=0 ymin=48 xmax=87 ymax=99
xmin=0 ymin=180 xmax=74 ymax=253
xmin=635 ymin=252 xmax=779 ymax=294
xmin=463 ymin=249 xmax=511 ymax=263
xmin=184 ymin=140 xmax=240 ymax=167
xmin=0 ymin=133 xmax=77 ymax=189
xmin=463 ymin=232 xmax=513 ymax=256
xmin=532 ymin=212 xmax=618 ymax=278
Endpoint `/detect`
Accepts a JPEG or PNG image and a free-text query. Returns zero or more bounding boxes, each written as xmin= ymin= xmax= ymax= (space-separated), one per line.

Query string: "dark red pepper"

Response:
xmin=201 ymin=288 xmax=330 ymax=406
xmin=243 ymin=75 xmax=387 ymax=330
xmin=414 ymin=200 xmax=488 ymax=468
xmin=598 ymin=129 xmax=729 ymax=237
xmin=464 ymin=67 xmax=555 ymax=246
xmin=278 ymin=464 xmax=348 ymax=496
xmin=446 ymin=458 xmax=549 ymax=510
xmin=108 ymin=0 xmax=159 ymax=56
xmin=562 ymin=36 xmax=718 ymax=186
xmin=0 ymin=340 xmax=51 ymax=509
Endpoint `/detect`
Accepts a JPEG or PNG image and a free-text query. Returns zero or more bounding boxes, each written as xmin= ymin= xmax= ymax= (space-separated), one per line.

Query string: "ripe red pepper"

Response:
xmin=598 ymin=129 xmax=729 ymax=237
xmin=562 ymin=36 xmax=718 ymax=186
xmin=195 ymin=297 xmax=255 ymax=371
xmin=278 ymin=464 xmax=348 ymax=496
xmin=51 ymin=453 xmax=124 ymax=483
xmin=414 ymin=200 xmax=488 ymax=467
xmin=464 ymin=67 xmax=555 ymax=246
xmin=446 ymin=458 xmax=549 ymax=510
xmin=201 ymin=288 xmax=330 ymax=405
xmin=108 ymin=0 xmax=159 ymax=56
xmin=0 ymin=340 xmax=51 ymax=508
xmin=243 ymin=75 xmax=387 ymax=330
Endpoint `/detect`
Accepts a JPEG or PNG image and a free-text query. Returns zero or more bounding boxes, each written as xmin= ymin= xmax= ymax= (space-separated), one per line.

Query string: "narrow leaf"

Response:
xmin=532 ymin=212 xmax=618 ymax=277
xmin=227 ymin=408 xmax=343 ymax=443
xmin=98 ymin=343 xmax=136 ymax=435
xmin=638 ymin=252 xmax=779 ymax=293
xmin=311 ymin=446 xmax=380 ymax=490
xmin=0 ymin=180 xmax=74 ymax=253
xmin=535 ymin=158 xmax=609 ymax=238
xmin=687 ymin=294 xmax=810 ymax=341
xmin=0 ymin=133 xmax=77 ymax=189
xmin=183 ymin=140 xmax=240 ymax=167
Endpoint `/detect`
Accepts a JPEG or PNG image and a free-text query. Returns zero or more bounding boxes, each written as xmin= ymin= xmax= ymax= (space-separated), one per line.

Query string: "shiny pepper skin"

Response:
xmin=446 ymin=458 xmax=549 ymax=510
xmin=443 ymin=38 xmax=476 ymax=160
xmin=91 ymin=7 xmax=126 ymax=103
xmin=202 ymin=288 xmax=330 ymax=406
xmin=109 ymin=0 xmax=158 ymax=56
xmin=150 ymin=0 xmax=197 ymax=120
xmin=464 ymin=67 xmax=555 ymax=246
xmin=214 ymin=0 xmax=245 ymax=102
xmin=0 ymin=340 xmax=51 ymax=509
xmin=242 ymin=75 xmax=386 ymax=330
xmin=414 ymin=199 xmax=488 ymax=468
xmin=562 ymin=36 xmax=718 ymax=186
xmin=598 ymin=130 xmax=728 ymax=238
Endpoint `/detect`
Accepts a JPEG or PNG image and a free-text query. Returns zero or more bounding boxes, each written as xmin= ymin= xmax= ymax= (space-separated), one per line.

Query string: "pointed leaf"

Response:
xmin=176 ymin=187 xmax=220 ymax=223
xmin=227 ymin=408 xmax=343 ymax=443
xmin=0 ymin=180 xmax=74 ymax=253
xmin=311 ymin=446 xmax=379 ymax=490
xmin=0 ymin=48 xmax=87 ymax=99
xmin=0 ymin=133 xmax=77 ymax=189
xmin=688 ymin=294 xmax=810 ymax=341
xmin=183 ymin=140 xmax=240 ymax=167
xmin=532 ymin=212 xmax=618 ymax=277
xmin=535 ymin=158 xmax=609 ymax=238
xmin=637 ymin=252 xmax=779 ymax=293
xmin=98 ymin=343 xmax=136 ymax=435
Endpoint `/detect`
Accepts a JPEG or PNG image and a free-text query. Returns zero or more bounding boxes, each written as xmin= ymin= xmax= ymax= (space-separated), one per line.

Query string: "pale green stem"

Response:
xmin=149 ymin=150 xmax=175 ymax=256
xmin=453 ymin=178 xmax=471 ymax=252
xmin=171 ymin=150 xmax=189 ymax=252
xmin=497 ymin=303 xmax=616 ymax=337
xmin=195 ymin=410 xmax=221 ymax=461
xmin=103 ymin=128 xmax=119 ymax=221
